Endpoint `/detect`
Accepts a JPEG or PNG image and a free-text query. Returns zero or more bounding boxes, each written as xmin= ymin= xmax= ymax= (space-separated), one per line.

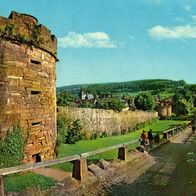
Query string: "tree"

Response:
xmin=172 ymin=94 xmax=192 ymax=116
xmin=134 ymin=93 xmax=155 ymax=111
xmin=78 ymin=101 xmax=95 ymax=108
xmin=96 ymin=98 xmax=124 ymax=112
xmin=57 ymin=90 xmax=75 ymax=106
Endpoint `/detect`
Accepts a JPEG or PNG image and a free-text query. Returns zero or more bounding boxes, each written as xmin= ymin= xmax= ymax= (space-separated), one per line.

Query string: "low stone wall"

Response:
xmin=58 ymin=107 xmax=158 ymax=136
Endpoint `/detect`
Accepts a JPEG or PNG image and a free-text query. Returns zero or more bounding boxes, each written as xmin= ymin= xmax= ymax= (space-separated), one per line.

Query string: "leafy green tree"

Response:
xmin=134 ymin=93 xmax=155 ymax=111
xmin=107 ymin=98 xmax=125 ymax=112
xmin=96 ymin=98 xmax=124 ymax=112
xmin=172 ymin=94 xmax=192 ymax=116
xmin=96 ymin=99 xmax=109 ymax=110
xmin=57 ymin=90 xmax=75 ymax=106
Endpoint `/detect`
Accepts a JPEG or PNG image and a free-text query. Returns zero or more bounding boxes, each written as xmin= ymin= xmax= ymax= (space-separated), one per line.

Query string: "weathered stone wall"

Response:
xmin=0 ymin=11 xmax=57 ymax=163
xmin=58 ymin=107 xmax=158 ymax=136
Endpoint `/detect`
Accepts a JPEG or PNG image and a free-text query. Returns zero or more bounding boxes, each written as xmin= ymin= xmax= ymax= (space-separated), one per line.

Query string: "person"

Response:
xmin=140 ymin=130 xmax=148 ymax=151
xmin=148 ymin=129 xmax=154 ymax=148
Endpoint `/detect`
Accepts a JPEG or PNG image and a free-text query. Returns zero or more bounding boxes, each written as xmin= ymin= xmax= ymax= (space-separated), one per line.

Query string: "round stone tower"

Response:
xmin=0 ymin=11 xmax=57 ymax=163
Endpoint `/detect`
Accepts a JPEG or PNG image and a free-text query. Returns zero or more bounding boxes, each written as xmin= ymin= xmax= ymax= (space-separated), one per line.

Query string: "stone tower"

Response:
xmin=0 ymin=11 xmax=57 ymax=163
xmin=157 ymin=100 xmax=172 ymax=118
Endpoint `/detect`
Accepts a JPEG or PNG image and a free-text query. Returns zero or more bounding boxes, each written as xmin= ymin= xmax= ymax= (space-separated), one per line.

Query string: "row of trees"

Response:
xmin=57 ymin=79 xmax=187 ymax=97
xmin=84 ymin=79 xmax=186 ymax=95
xmin=57 ymin=89 xmax=155 ymax=112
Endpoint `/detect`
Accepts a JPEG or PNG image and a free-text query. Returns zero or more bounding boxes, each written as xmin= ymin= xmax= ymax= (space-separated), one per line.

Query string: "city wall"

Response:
xmin=58 ymin=107 xmax=158 ymax=136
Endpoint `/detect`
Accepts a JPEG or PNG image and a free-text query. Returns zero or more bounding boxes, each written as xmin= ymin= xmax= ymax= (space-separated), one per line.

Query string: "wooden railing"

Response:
xmin=162 ymin=124 xmax=188 ymax=140
xmin=0 ymin=124 xmax=188 ymax=195
xmin=0 ymin=140 xmax=138 ymax=195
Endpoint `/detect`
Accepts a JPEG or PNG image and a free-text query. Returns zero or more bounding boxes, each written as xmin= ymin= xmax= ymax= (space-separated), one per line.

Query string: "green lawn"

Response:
xmin=4 ymin=173 xmax=56 ymax=193
xmin=57 ymin=120 xmax=189 ymax=157
xmin=51 ymin=120 xmax=189 ymax=171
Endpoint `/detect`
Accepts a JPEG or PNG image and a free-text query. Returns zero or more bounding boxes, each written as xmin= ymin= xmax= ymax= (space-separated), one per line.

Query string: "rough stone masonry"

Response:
xmin=0 ymin=11 xmax=57 ymax=163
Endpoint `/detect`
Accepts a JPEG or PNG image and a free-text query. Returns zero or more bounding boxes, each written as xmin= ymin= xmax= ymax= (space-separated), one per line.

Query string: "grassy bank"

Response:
xmin=52 ymin=120 xmax=189 ymax=171
xmin=4 ymin=173 xmax=56 ymax=193
xmin=57 ymin=120 xmax=189 ymax=157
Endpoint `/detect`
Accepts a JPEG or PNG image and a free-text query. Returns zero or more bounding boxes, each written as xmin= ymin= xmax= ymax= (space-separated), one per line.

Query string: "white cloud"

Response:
xmin=148 ymin=25 xmax=196 ymax=39
xmin=58 ymin=32 xmax=118 ymax=48
xmin=183 ymin=5 xmax=191 ymax=12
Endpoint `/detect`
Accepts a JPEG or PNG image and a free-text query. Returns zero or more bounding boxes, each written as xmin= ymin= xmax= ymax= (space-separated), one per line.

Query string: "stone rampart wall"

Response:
xmin=58 ymin=107 xmax=158 ymax=136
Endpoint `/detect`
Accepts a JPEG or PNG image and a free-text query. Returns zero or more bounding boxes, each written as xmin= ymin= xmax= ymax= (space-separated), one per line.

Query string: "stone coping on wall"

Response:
xmin=0 ymin=11 xmax=57 ymax=58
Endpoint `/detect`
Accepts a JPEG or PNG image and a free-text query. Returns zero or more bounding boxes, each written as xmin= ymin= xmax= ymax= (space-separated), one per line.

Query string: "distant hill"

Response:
xmin=57 ymin=79 xmax=187 ymax=97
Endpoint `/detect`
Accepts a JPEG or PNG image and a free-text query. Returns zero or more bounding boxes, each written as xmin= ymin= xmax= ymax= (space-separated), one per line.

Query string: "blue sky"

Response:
xmin=1 ymin=0 xmax=196 ymax=86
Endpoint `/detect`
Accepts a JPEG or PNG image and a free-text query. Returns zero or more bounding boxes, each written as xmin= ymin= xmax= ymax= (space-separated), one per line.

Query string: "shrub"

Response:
xmin=65 ymin=120 xmax=83 ymax=144
xmin=121 ymin=129 xmax=128 ymax=135
xmin=56 ymin=114 xmax=71 ymax=145
xmin=112 ymin=130 xmax=120 ymax=136
xmin=0 ymin=125 xmax=25 ymax=168
xmin=90 ymin=132 xmax=99 ymax=140
xmin=100 ymin=131 xmax=108 ymax=138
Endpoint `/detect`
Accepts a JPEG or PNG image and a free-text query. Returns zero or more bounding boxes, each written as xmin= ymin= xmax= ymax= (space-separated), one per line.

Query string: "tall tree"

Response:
xmin=134 ymin=93 xmax=155 ymax=111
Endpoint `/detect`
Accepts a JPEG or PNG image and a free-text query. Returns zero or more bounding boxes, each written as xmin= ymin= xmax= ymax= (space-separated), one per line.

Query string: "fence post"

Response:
xmin=118 ymin=147 xmax=128 ymax=160
xmin=72 ymin=158 xmax=88 ymax=181
xmin=0 ymin=175 xmax=4 ymax=196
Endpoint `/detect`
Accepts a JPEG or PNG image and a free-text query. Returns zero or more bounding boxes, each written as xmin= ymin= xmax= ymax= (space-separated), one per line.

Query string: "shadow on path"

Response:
xmin=107 ymin=130 xmax=196 ymax=196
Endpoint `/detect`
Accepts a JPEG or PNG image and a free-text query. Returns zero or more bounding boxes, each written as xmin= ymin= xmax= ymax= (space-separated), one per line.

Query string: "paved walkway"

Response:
xmin=108 ymin=128 xmax=196 ymax=196
xmin=33 ymin=167 xmax=71 ymax=181
xmin=170 ymin=127 xmax=192 ymax=143
xmin=33 ymin=128 xmax=192 ymax=183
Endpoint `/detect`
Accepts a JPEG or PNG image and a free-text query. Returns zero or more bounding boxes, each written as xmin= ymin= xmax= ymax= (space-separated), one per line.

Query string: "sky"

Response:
xmin=1 ymin=0 xmax=196 ymax=86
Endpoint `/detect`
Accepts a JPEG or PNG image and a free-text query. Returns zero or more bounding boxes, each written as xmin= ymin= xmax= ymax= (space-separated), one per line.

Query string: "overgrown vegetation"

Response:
xmin=0 ymin=24 xmax=42 ymax=47
xmin=56 ymin=113 xmax=70 ymax=144
xmin=57 ymin=114 xmax=83 ymax=144
xmin=65 ymin=120 xmax=83 ymax=144
xmin=0 ymin=126 xmax=25 ymax=168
